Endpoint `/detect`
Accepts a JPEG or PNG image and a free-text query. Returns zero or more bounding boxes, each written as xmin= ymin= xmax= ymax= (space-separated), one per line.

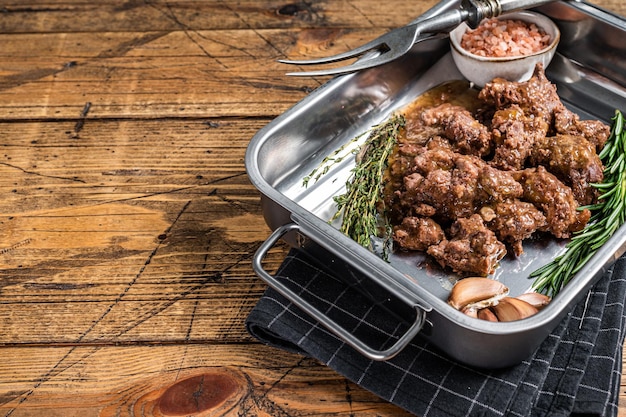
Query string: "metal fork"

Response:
xmin=280 ymin=0 xmax=557 ymax=77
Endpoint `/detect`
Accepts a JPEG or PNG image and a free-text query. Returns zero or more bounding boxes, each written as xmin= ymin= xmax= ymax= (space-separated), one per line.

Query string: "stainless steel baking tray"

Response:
xmin=246 ymin=0 xmax=626 ymax=368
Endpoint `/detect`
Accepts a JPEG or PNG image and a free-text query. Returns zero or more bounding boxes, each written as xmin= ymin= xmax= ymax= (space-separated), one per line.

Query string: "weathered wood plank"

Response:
xmin=0 ymin=29 xmax=386 ymax=119
xmin=0 ymin=0 xmax=438 ymax=33
xmin=0 ymin=344 xmax=413 ymax=416
xmin=1 ymin=0 xmax=621 ymax=33
xmin=1 ymin=119 xmax=288 ymax=344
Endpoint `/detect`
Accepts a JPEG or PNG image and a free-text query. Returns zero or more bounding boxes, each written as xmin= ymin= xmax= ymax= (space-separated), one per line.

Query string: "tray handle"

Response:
xmin=253 ymin=223 xmax=426 ymax=361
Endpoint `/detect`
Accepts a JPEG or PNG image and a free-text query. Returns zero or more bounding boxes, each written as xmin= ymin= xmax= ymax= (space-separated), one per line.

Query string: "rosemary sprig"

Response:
xmin=304 ymin=114 xmax=405 ymax=259
xmin=531 ymin=110 xmax=626 ymax=296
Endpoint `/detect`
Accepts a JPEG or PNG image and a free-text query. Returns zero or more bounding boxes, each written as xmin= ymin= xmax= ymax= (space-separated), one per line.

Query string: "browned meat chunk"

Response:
xmin=410 ymin=152 xmax=483 ymax=222
xmin=480 ymin=201 xmax=547 ymax=256
xmin=404 ymin=123 xmax=444 ymax=146
xmin=478 ymin=163 xmax=524 ymax=202
xmin=529 ymin=134 xmax=604 ymax=205
xmin=427 ymin=214 xmax=506 ymax=276
xmin=412 ymin=145 xmax=456 ymax=173
xmin=386 ymin=132 xmax=453 ymax=208
xmin=402 ymin=98 xmax=444 ymax=147
xmin=554 ymin=108 xmax=610 ymax=150
xmin=421 ymin=103 xmax=492 ymax=157
xmin=393 ymin=217 xmax=445 ymax=251
xmin=386 ymin=172 xmax=438 ymax=223
xmin=489 ymin=105 xmax=548 ymax=170
xmin=478 ymin=64 xmax=563 ymax=128
xmin=514 ymin=166 xmax=590 ymax=238
xmin=412 ymin=169 xmax=458 ymax=221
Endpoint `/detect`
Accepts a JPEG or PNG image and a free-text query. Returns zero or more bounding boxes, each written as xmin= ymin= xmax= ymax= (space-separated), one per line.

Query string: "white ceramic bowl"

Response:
xmin=449 ymin=11 xmax=560 ymax=87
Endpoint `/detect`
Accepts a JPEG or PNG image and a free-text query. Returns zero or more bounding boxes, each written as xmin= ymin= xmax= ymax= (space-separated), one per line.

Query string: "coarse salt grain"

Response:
xmin=460 ymin=18 xmax=550 ymax=58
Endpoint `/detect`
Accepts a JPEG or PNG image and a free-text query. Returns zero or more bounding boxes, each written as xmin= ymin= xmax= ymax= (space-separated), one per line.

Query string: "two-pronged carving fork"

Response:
xmin=279 ymin=0 xmax=557 ymax=77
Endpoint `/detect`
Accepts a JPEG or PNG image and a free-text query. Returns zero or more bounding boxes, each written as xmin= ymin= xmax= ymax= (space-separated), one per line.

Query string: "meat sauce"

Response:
xmin=385 ymin=64 xmax=609 ymax=276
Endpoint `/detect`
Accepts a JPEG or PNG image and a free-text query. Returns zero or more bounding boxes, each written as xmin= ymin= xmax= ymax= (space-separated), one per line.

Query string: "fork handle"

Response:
xmin=415 ymin=0 xmax=557 ymax=34
xmin=496 ymin=0 xmax=557 ymax=13
xmin=463 ymin=0 xmax=557 ymax=28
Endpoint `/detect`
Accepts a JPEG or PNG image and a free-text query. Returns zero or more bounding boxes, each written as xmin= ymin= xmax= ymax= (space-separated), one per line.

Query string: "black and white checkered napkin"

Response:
xmin=246 ymin=248 xmax=626 ymax=417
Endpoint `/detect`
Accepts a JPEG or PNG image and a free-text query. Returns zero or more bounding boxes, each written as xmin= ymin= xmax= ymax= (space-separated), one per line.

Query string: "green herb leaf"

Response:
xmin=303 ymin=114 xmax=405 ymax=260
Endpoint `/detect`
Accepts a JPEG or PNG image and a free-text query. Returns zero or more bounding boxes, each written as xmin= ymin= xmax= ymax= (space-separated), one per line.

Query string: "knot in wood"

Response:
xmin=158 ymin=372 xmax=239 ymax=415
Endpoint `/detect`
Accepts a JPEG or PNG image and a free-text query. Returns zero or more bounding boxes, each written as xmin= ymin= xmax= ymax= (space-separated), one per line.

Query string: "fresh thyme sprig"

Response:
xmin=303 ymin=114 xmax=405 ymax=259
xmin=531 ymin=110 xmax=626 ymax=296
xmin=303 ymin=136 xmax=361 ymax=187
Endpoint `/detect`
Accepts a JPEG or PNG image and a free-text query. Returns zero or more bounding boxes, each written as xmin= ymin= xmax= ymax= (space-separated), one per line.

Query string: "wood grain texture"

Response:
xmin=0 ymin=0 xmax=625 ymax=416
xmin=0 ymin=345 xmax=413 ymax=416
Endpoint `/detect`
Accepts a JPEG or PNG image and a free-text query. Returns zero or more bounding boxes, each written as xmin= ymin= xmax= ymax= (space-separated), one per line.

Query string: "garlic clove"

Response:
xmin=478 ymin=308 xmax=499 ymax=322
xmin=515 ymin=292 xmax=551 ymax=310
xmin=448 ymin=277 xmax=509 ymax=311
xmin=462 ymin=307 xmax=478 ymax=318
xmin=491 ymin=297 xmax=538 ymax=322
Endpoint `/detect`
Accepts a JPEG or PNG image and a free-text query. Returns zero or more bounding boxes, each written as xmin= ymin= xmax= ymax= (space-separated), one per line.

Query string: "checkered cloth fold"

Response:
xmin=246 ymin=248 xmax=626 ymax=417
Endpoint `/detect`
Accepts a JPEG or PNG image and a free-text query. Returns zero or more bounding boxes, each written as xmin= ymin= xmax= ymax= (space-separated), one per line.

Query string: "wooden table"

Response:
xmin=1 ymin=1 xmax=624 ymax=415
